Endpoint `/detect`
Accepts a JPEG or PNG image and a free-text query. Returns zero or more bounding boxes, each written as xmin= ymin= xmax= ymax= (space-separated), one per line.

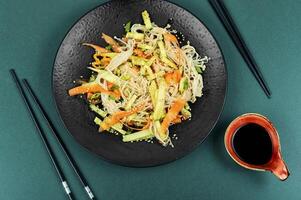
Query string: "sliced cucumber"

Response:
xmin=126 ymin=32 xmax=144 ymax=40
xmin=94 ymin=117 xmax=127 ymax=135
xmin=142 ymin=10 xmax=152 ymax=30
xmin=122 ymin=129 xmax=154 ymax=142
xmin=153 ymin=79 xmax=166 ymax=120
xmin=125 ymin=94 xmax=138 ymax=110
xmin=90 ymin=104 xmax=107 ymax=118
xmin=179 ymin=77 xmax=188 ymax=93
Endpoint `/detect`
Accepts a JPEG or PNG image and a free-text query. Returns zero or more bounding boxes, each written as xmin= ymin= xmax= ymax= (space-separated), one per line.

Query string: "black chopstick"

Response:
xmin=216 ymin=0 xmax=271 ymax=97
xmin=216 ymin=0 xmax=271 ymax=93
xmin=22 ymin=79 xmax=96 ymax=200
xmin=10 ymin=69 xmax=74 ymax=200
xmin=209 ymin=0 xmax=271 ymax=98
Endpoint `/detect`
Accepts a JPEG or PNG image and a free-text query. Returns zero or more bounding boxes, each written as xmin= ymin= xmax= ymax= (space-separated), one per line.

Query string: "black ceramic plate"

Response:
xmin=53 ymin=0 xmax=227 ymax=167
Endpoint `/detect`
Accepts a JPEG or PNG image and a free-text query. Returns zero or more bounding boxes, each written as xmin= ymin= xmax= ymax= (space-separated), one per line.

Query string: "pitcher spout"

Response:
xmin=270 ymin=154 xmax=290 ymax=181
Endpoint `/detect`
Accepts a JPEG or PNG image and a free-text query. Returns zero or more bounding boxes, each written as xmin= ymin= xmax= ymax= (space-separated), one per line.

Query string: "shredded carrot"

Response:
xmin=132 ymin=66 xmax=140 ymax=73
xmin=100 ymin=57 xmax=111 ymax=66
xmin=163 ymin=33 xmax=179 ymax=46
xmin=164 ymin=73 xmax=173 ymax=84
xmin=134 ymin=48 xmax=148 ymax=58
xmin=91 ymin=54 xmax=101 ymax=67
xmin=163 ymin=33 xmax=183 ymax=65
xmin=171 ymin=115 xmax=182 ymax=124
xmin=100 ymin=104 xmax=145 ymax=131
xmin=161 ymin=99 xmax=186 ymax=135
xmin=107 ymin=82 xmax=114 ymax=89
xmin=142 ymin=118 xmax=151 ymax=129
xmin=87 ymin=92 xmax=93 ymax=99
xmin=123 ymin=118 xmax=151 ymax=131
xmin=174 ymin=70 xmax=182 ymax=82
xmin=90 ymin=53 xmax=112 ymax=68
xmin=113 ymin=90 xmax=121 ymax=98
xmin=127 ymin=121 xmax=134 ymax=126
xmin=68 ymin=83 xmax=120 ymax=99
xmin=92 ymin=62 xmax=101 ymax=68
xmin=106 ymin=81 xmax=121 ymax=97
xmin=164 ymin=69 xmax=182 ymax=84
xmin=83 ymin=43 xmax=109 ymax=53
xmin=102 ymin=33 xmax=121 ymax=52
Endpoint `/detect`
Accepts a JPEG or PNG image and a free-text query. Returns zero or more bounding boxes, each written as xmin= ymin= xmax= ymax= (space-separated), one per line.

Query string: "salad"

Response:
xmin=68 ymin=10 xmax=209 ymax=146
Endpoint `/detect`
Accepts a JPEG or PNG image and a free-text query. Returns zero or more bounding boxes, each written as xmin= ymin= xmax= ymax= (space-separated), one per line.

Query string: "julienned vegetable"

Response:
xmin=99 ymin=104 xmax=144 ymax=131
xmin=126 ymin=32 xmax=144 ymax=40
xmin=90 ymin=104 xmax=107 ymax=118
xmin=68 ymin=83 xmax=121 ymax=99
xmin=160 ymin=99 xmax=186 ymax=136
xmin=142 ymin=10 xmax=152 ymax=29
xmin=68 ymin=10 xmax=209 ymax=147
xmin=153 ymin=79 xmax=166 ymax=121
xmin=124 ymin=21 xmax=131 ymax=33
xmin=122 ymin=129 xmax=154 ymax=142
xmin=94 ymin=117 xmax=127 ymax=135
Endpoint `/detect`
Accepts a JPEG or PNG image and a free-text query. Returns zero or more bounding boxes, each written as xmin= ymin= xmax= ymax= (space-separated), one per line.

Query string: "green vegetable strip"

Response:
xmin=94 ymin=117 xmax=127 ymax=135
xmin=124 ymin=21 xmax=131 ymax=33
xmin=125 ymin=94 xmax=137 ymax=110
xmin=154 ymin=120 xmax=168 ymax=142
xmin=149 ymin=80 xmax=157 ymax=107
xmin=162 ymin=57 xmax=177 ymax=69
xmin=145 ymin=57 xmax=156 ymax=80
xmin=181 ymin=107 xmax=191 ymax=118
xmin=126 ymin=32 xmax=144 ymax=40
xmin=121 ymin=74 xmax=131 ymax=81
xmin=184 ymin=103 xmax=191 ymax=110
xmin=137 ymin=43 xmax=153 ymax=51
xmin=157 ymin=41 xmax=177 ymax=69
xmin=153 ymin=79 xmax=166 ymax=120
xmin=94 ymin=117 xmax=102 ymax=125
xmin=195 ymin=64 xmax=203 ymax=73
xmin=111 ymin=124 xmax=127 ymax=135
xmin=179 ymin=77 xmax=188 ymax=93
xmin=154 ymin=71 xmax=165 ymax=78
xmin=157 ymin=41 xmax=167 ymax=58
xmin=122 ymin=129 xmax=154 ymax=142
xmin=140 ymin=65 xmax=146 ymax=75
xmin=105 ymin=45 xmax=112 ymax=50
xmin=90 ymin=104 xmax=107 ymax=118
xmin=98 ymin=70 xmax=120 ymax=84
xmin=142 ymin=10 xmax=152 ymax=30
xmin=131 ymin=56 xmax=147 ymax=66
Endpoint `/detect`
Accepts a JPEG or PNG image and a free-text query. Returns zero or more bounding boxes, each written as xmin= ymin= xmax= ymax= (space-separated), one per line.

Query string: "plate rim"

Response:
xmin=51 ymin=0 xmax=228 ymax=167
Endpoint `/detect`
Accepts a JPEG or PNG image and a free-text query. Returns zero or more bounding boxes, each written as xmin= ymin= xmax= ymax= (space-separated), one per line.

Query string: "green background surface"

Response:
xmin=1 ymin=0 xmax=300 ymax=199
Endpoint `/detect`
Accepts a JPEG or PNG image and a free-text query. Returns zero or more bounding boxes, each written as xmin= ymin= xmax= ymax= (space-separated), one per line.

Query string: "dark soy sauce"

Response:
xmin=232 ymin=123 xmax=273 ymax=165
